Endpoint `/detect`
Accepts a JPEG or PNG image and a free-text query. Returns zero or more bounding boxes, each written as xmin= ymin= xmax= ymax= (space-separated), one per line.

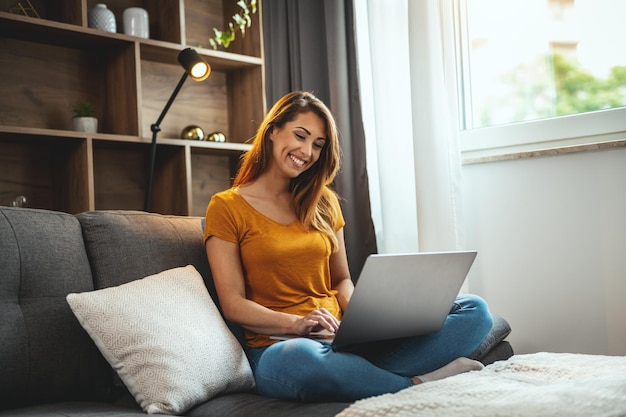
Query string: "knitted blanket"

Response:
xmin=336 ymin=352 xmax=626 ymax=417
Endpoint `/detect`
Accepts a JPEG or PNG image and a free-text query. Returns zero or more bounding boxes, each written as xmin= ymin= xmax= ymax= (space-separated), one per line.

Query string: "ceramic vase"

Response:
xmin=89 ymin=4 xmax=116 ymax=33
xmin=123 ymin=7 xmax=149 ymax=39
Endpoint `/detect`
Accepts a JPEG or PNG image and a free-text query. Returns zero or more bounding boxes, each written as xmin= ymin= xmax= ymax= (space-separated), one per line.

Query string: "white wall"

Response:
xmin=462 ymin=146 xmax=626 ymax=356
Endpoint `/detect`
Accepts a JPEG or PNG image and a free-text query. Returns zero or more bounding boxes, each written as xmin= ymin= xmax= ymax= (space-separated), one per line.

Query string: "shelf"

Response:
xmin=0 ymin=126 xmax=250 ymax=214
xmin=140 ymin=42 xmax=263 ymax=70
xmin=0 ymin=11 xmax=262 ymax=69
xmin=0 ymin=11 xmax=130 ymax=47
xmin=0 ymin=0 xmax=264 ymax=215
xmin=0 ymin=125 xmax=252 ymax=152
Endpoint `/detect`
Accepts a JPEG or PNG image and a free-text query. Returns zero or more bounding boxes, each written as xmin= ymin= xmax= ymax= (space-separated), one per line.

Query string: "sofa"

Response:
xmin=0 ymin=206 xmax=513 ymax=417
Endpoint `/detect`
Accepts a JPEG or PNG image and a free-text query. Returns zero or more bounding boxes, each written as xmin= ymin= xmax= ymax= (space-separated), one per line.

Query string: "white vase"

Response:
xmin=123 ymin=7 xmax=149 ymax=39
xmin=89 ymin=4 xmax=116 ymax=33
xmin=73 ymin=117 xmax=98 ymax=133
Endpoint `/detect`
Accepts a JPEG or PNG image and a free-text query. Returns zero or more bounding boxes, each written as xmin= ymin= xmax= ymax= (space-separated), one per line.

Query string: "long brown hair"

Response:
xmin=234 ymin=91 xmax=342 ymax=251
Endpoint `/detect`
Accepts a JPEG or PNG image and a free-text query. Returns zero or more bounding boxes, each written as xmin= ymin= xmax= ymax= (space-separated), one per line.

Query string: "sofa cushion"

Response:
xmin=0 ymin=401 xmax=147 ymax=417
xmin=188 ymin=393 xmax=351 ymax=417
xmin=66 ymin=265 xmax=255 ymax=415
xmin=76 ymin=211 xmax=212 ymax=290
xmin=76 ymin=210 xmax=247 ymax=348
xmin=0 ymin=207 xmax=112 ymax=410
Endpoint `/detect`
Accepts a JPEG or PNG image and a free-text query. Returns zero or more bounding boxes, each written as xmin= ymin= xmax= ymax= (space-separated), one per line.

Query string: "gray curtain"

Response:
xmin=262 ymin=0 xmax=378 ymax=279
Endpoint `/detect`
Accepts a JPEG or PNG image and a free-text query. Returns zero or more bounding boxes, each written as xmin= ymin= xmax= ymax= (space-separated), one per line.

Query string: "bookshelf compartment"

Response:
xmin=227 ymin=65 xmax=265 ymax=143
xmin=0 ymin=134 xmax=89 ymax=213
xmin=93 ymin=140 xmax=147 ymax=211
xmin=140 ymin=59 xmax=229 ymax=141
xmin=190 ymin=147 xmax=239 ymax=216
xmin=184 ymin=0 xmax=223 ymax=49
xmin=149 ymin=144 xmax=188 ymax=215
xmin=184 ymin=0 xmax=262 ymax=58
xmin=93 ymin=140 xmax=188 ymax=215
xmin=1 ymin=0 xmax=82 ymax=25
xmin=84 ymin=0 xmax=183 ymax=43
xmin=0 ymin=35 xmax=137 ymax=135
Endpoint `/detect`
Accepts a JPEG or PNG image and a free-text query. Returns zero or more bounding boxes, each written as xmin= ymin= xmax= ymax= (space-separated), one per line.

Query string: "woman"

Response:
xmin=204 ymin=91 xmax=493 ymax=402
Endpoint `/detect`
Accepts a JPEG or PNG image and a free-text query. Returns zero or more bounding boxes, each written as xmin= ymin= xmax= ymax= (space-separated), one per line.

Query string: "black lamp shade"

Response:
xmin=178 ymin=48 xmax=210 ymax=81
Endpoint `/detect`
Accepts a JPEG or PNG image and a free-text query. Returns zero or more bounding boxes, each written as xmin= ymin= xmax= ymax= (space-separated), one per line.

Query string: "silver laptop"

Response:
xmin=271 ymin=251 xmax=477 ymax=348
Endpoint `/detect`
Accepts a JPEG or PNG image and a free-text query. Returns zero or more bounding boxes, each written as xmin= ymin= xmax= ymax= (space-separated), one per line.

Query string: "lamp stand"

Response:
xmin=143 ymin=72 xmax=190 ymax=212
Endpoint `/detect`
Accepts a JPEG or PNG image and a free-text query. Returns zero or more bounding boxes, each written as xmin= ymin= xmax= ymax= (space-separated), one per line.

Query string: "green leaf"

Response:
xmin=209 ymin=0 xmax=257 ymax=49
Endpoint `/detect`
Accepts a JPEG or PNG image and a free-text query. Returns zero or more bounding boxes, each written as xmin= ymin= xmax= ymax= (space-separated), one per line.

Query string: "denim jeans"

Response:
xmin=247 ymin=294 xmax=493 ymax=402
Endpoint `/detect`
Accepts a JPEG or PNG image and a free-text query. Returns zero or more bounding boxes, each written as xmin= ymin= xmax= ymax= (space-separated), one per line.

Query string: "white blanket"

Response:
xmin=336 ymin=352 xmax=626 ymax=417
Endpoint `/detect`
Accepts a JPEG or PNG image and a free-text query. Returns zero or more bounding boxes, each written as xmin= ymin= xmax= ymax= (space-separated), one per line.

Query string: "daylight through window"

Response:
xmin=459 ymin=0 xmax=626 ymax=130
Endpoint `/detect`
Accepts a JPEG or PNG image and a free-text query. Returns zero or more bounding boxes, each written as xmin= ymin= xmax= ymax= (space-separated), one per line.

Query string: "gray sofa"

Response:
xmin=0 ymin=207 xmax=513 ymax=417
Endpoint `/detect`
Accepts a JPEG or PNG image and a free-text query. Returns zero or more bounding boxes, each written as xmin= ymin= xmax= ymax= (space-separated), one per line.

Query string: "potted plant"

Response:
xmin=72 ymin=100 xmax=98 ymax=133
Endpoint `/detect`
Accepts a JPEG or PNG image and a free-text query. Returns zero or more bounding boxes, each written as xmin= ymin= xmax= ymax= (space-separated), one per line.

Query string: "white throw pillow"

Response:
xmin=66 ymin=265 xmax=254 ymax=415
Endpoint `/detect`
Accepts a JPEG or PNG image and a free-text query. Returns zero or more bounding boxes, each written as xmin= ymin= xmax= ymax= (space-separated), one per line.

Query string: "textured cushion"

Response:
xmin=66 ymin=265 xmax=255 ymax=415
xmin=0 ymin=207 xmax=112 ymax=410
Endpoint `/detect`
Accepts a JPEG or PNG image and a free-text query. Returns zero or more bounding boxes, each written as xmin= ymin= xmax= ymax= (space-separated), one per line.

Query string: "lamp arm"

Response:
xmin=143 ymin=71 xmax=190 ymax=212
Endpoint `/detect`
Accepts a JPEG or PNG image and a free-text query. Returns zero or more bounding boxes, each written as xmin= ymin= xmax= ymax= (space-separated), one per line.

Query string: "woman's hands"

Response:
xmin=294 ymin=308 xmax=340 ymax=336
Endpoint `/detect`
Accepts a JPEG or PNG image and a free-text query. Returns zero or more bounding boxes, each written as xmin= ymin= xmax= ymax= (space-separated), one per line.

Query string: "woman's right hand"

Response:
xmin=295 ymin=308 xmax=340 ymax=335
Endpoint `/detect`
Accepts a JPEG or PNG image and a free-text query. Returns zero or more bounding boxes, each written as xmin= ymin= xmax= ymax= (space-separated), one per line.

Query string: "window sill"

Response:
xmin=462 ymin=138 xmax=626 ymax=165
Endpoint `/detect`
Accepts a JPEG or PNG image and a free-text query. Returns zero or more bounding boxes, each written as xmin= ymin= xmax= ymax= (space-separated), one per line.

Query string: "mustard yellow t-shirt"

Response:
xmin=203 ymin=187 xmax=346 ymax=348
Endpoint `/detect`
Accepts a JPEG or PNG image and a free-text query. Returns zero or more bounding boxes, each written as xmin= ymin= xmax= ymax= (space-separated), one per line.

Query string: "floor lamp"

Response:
xmin=143 ymin=48 xmax=211 ymax=212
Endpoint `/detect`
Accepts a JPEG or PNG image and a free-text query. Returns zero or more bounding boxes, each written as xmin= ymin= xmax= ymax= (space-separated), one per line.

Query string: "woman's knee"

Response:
xmin=456 ymin=293 xmax=490 ymax=313
xmin=261 ymin=338 xmax=330 ymax=366
xmin=254 ymin=339 xmax=334 ymax=400
xmin=455 ymin=294 xmax=493 ymax=331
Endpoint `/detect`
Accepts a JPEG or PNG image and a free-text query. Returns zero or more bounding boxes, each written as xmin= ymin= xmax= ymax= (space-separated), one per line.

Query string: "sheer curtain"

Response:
xmin=355 ymin=0 xmax=465 ymax=253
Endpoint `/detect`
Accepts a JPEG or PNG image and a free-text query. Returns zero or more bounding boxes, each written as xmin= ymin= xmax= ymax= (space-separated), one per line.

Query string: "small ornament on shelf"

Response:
xmin=181 ymin=125 xmax=205 ymax=140
xmin=123 ymin=7 xmax=150 ymax=39
xmin=7 ymin=0 xmax=40 ymax=18
xmin=10 ymin=195 xmax=28 ymax=208
xmin=88 ymin=4 xmax=116 ymax=33
xmin=207 ymin=132 xmax=226 ymax=143
xmin=71 ymin=100 xmax=98 ymax=133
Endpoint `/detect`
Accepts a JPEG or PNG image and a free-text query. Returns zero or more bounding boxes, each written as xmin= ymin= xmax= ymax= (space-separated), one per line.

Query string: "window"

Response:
xmin=454 ymin=0 xmax=626 ymax=156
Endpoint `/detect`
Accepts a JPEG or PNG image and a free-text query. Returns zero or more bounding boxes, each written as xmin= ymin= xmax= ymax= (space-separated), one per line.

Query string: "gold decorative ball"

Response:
xmin=180 ymin=125 xmax=205 ymax=140
xmin=207 ymin=131 xmax=226 ymax=142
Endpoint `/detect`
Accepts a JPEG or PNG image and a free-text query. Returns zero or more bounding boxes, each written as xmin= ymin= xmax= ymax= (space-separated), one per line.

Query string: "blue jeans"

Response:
xmin=247 ymin=294 xmax=493 ymax=402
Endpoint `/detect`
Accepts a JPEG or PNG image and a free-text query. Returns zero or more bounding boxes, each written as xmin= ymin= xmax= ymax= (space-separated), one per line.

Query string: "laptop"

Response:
xmin=270 ymin=251 xmax=477 ymax=348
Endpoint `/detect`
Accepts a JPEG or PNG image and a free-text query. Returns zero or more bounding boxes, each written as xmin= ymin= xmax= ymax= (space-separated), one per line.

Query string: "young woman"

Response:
xmin=204 ymin=91 xmax=493 ymax=402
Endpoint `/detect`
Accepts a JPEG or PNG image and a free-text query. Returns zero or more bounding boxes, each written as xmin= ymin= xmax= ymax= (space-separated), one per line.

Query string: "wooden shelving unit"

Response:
xmin=0 ymin=0 xmax=264 ymax=216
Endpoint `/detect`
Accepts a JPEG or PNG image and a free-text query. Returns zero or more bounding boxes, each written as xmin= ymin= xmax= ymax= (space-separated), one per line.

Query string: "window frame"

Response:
xmin=449 ymin=0 xmax=626 ymax=160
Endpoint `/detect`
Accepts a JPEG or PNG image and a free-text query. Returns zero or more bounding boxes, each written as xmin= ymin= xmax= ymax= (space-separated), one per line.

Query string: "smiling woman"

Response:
xmin=231 ymin=91 xmax=342 ymax=245
xmin=268 ymin=111 xmax=327 ymax=174
xmin=201 ymin=91 xmax=494 ymax=403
